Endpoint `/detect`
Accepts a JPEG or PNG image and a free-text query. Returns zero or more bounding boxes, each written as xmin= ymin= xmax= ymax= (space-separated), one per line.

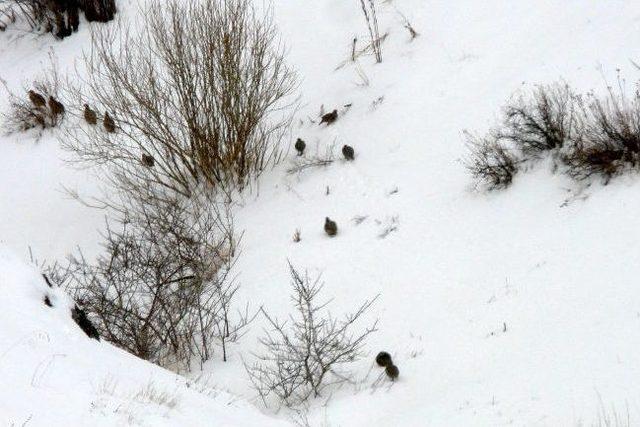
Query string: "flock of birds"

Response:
xmin=83 ymin=103 xmax=154 ymax=167
xmin=294 ymin=108 xmax=359 ymax=240
xmin=296 ymin=107 xmax=400 ymax=381
xmin=27 ymin=89 xmax=65 ymax=126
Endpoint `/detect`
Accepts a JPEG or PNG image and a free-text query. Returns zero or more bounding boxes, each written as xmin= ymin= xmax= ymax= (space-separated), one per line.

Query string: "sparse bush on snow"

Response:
xmin=64 ymin=0 xmax=297 ymax=195
xmin=501 ymin=83 xmax=581 ymax=156
xmin=465 ymin=135 xmax=520 ymax=190
xmin=467 ymin=79 xmax=640 ymax=188
xmin=1 ymin=60 xmax=65 ymax=134
xmin=246 ymin=263 xmax=378 ymax=407
xmin=564 ymin=84 xmax=640 ymax=183
xmin=48 ymin=189 xmax=253 ymax=371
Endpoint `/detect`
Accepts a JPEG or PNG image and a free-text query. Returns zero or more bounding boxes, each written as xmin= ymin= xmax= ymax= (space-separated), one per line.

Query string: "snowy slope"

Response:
xmin=2 ymin=0 xmax=640 ymax=426
xmin=0 ymin=247 xmax=288 ymax=426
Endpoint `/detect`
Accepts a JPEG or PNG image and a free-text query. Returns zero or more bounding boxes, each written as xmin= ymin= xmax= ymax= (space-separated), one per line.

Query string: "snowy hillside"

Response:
xmin=2 ymin=0 xmax=640 ymax=426
xmin=0 ymin=247 xmax=287 ymax=426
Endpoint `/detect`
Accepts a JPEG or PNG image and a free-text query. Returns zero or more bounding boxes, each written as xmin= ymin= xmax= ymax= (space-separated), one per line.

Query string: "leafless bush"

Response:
xmin=246 ymin=263 xmax=378 ymax=407
xmin=564 ymin=84 xmax=640 ymax=183
xmin=358 ymin=0 xmax=383 ymax=63
xmin=501 ymin=83 xmax=581 ymax=156
xmin=466 ymin=79 xmax=640 ymax=188
xmin=48 ymin=189 xmax=253 ymax=371
xmin=64 ymin=0 xmax=297 ymax=196
xmin=1 ymin=59 xmax=63 ymax=134
xmin=465 ymin=134 xmax=520 ymax=190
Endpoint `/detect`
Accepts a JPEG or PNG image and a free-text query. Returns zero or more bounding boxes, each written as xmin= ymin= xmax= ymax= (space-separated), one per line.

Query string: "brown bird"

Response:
xmin=342 ymin=144 xmax=355 ymax=161
xmin=48 ymin=96 xmax=65 ymax=117
xmin=103 ymin=112 xmax=116 ymax=133
xmin=324 ymin=217 xmax=338 ymax=237
xmin=319 ymin=109 xmax=338 ymax=125
xmin=141 ymin=153 xmax=155 ymax=167
xmin=28 ymin=90 xmax=46 ymax=108
xmin=294 ymin=138 xmax=306 ymax=156
xmin=83 ymin=104 xmax=97 ymax=125
xmin=375 ymin=351 xmax=393 ymax=368
xmin=33 ymin=114 xmax=46 ymax=129
xmin=385 ymin=364 xmax=399 ymax=381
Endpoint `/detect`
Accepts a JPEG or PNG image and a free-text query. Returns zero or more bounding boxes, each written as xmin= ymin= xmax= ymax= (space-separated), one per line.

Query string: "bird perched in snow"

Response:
xmin=385 ymin=364 xmax=399 ymax=381
xmin=103 ymin=112 xmax=116 ymax=133
xmin=324 ymin=217 xmax=338 ymax=237
xmin=84 ymin=104 xmax=97 ymax=125
xmin=28 ymin=90 xmax=46 ymax=108
xmin=342 ymin=144 xmax=355 ymax=161
xmin=294 ymin=138 xmax=306 ymax=156
xmin=319 ymin=109 xmax=338 ymax=125
xmin=375 ymin=351 xmax=393 ymax=367
xmin=48 ymin=96 xmax=65 ymax=117
xmin=141 ymin=153 xmax=155 ymax=167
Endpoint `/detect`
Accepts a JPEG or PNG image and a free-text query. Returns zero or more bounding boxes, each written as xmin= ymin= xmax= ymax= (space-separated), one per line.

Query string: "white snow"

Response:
xmin=2 ymin=0 xmax=640 ymax=425
xmin=0 ymin=247 xmax=287 ymax=426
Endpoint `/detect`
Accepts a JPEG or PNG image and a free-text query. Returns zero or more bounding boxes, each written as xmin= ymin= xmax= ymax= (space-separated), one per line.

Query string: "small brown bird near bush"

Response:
xmin=34 ymin=114 xmax=46 ymax=129
xmin=48 ymin=96 xmax=65 ymax=117
xmin=142 ymin=153 xmax=155 ymax=167
xmin=375 ymin=351 xmax=393 ymax=367
xmin=324 ymin=217 xmax=338 ymax=237
xmin=385 ymin=364 xmax=399 ymax=381
xmin=319 ymin=109 xmax=338 ymax=125
xmin=342 ymin=144 xmax=355 ymax=161
xmin=28 ymin=90 xmax=46 ymax=108
xmin=294 ymin=138 xmax=306 ymax=156
xmin=103 ymin=112 xmax=116 ymax=133
xmin=84 ymin=104 xmax=97 ymax=125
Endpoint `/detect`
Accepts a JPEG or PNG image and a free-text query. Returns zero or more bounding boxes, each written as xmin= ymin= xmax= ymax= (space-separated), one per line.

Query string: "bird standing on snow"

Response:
xmin=103 ymin=112 xmax=116 ymax=133
xmin=385 ymin=364 xmax=399 ymax=381
xmin=28 ymin=90 xmax=46 ymax=108
xmin=295 ymin=138 xmax=306 ymax=156
xmin=324 ymin=217 xmax=338 ymax=237
xmin=48 ymin=96 xmax=65 ymax=117
xmin=342 ymin=144 xmax=355 ymax=161
xmin=319 ymin=109 xmax=338 ymax=125
xmin=84 ymin=104 xmax=97 ymax=125
xmin=375 ymin=351 xmax=393 ymax=367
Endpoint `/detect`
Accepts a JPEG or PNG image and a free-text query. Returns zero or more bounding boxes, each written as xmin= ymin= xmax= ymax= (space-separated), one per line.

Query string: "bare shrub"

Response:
xmin=564 ymin=84 xmax=640 ymax=183
xmin=358 ymin=0 xmax=383 ymax=63
xmin=1 ymin=59 xmax=63 ymax=134
xmin=48 ymin=189 xmax=252 ymax=371
xmin=501 ymin=83 xmax=581 ymax=156
xmin=465 ymin=134 xmax=520 ymax=190
xmin=246 ymin=263 xmax=378 ymax=407
xmin=64 ymin=0 xmax=297 ymax=196
xmin=466 ymin=79 xmax=640 ymax=188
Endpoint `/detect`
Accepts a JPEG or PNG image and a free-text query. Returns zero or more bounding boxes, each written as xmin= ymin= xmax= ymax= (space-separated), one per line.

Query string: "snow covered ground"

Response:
xmin=2 ymin=0 xmax=640 ymax=425
xmin=0 ymin=247 xmax=288 ymax=426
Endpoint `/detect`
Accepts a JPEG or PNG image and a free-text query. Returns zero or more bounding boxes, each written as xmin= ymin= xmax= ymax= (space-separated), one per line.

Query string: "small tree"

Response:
xmin=51 ymin=189 xmax=252 ymax=371
xmin=246 ymin=263 xmax=378 ymax=407
xmin=64 ymin=0 xmax=297 ymax=195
